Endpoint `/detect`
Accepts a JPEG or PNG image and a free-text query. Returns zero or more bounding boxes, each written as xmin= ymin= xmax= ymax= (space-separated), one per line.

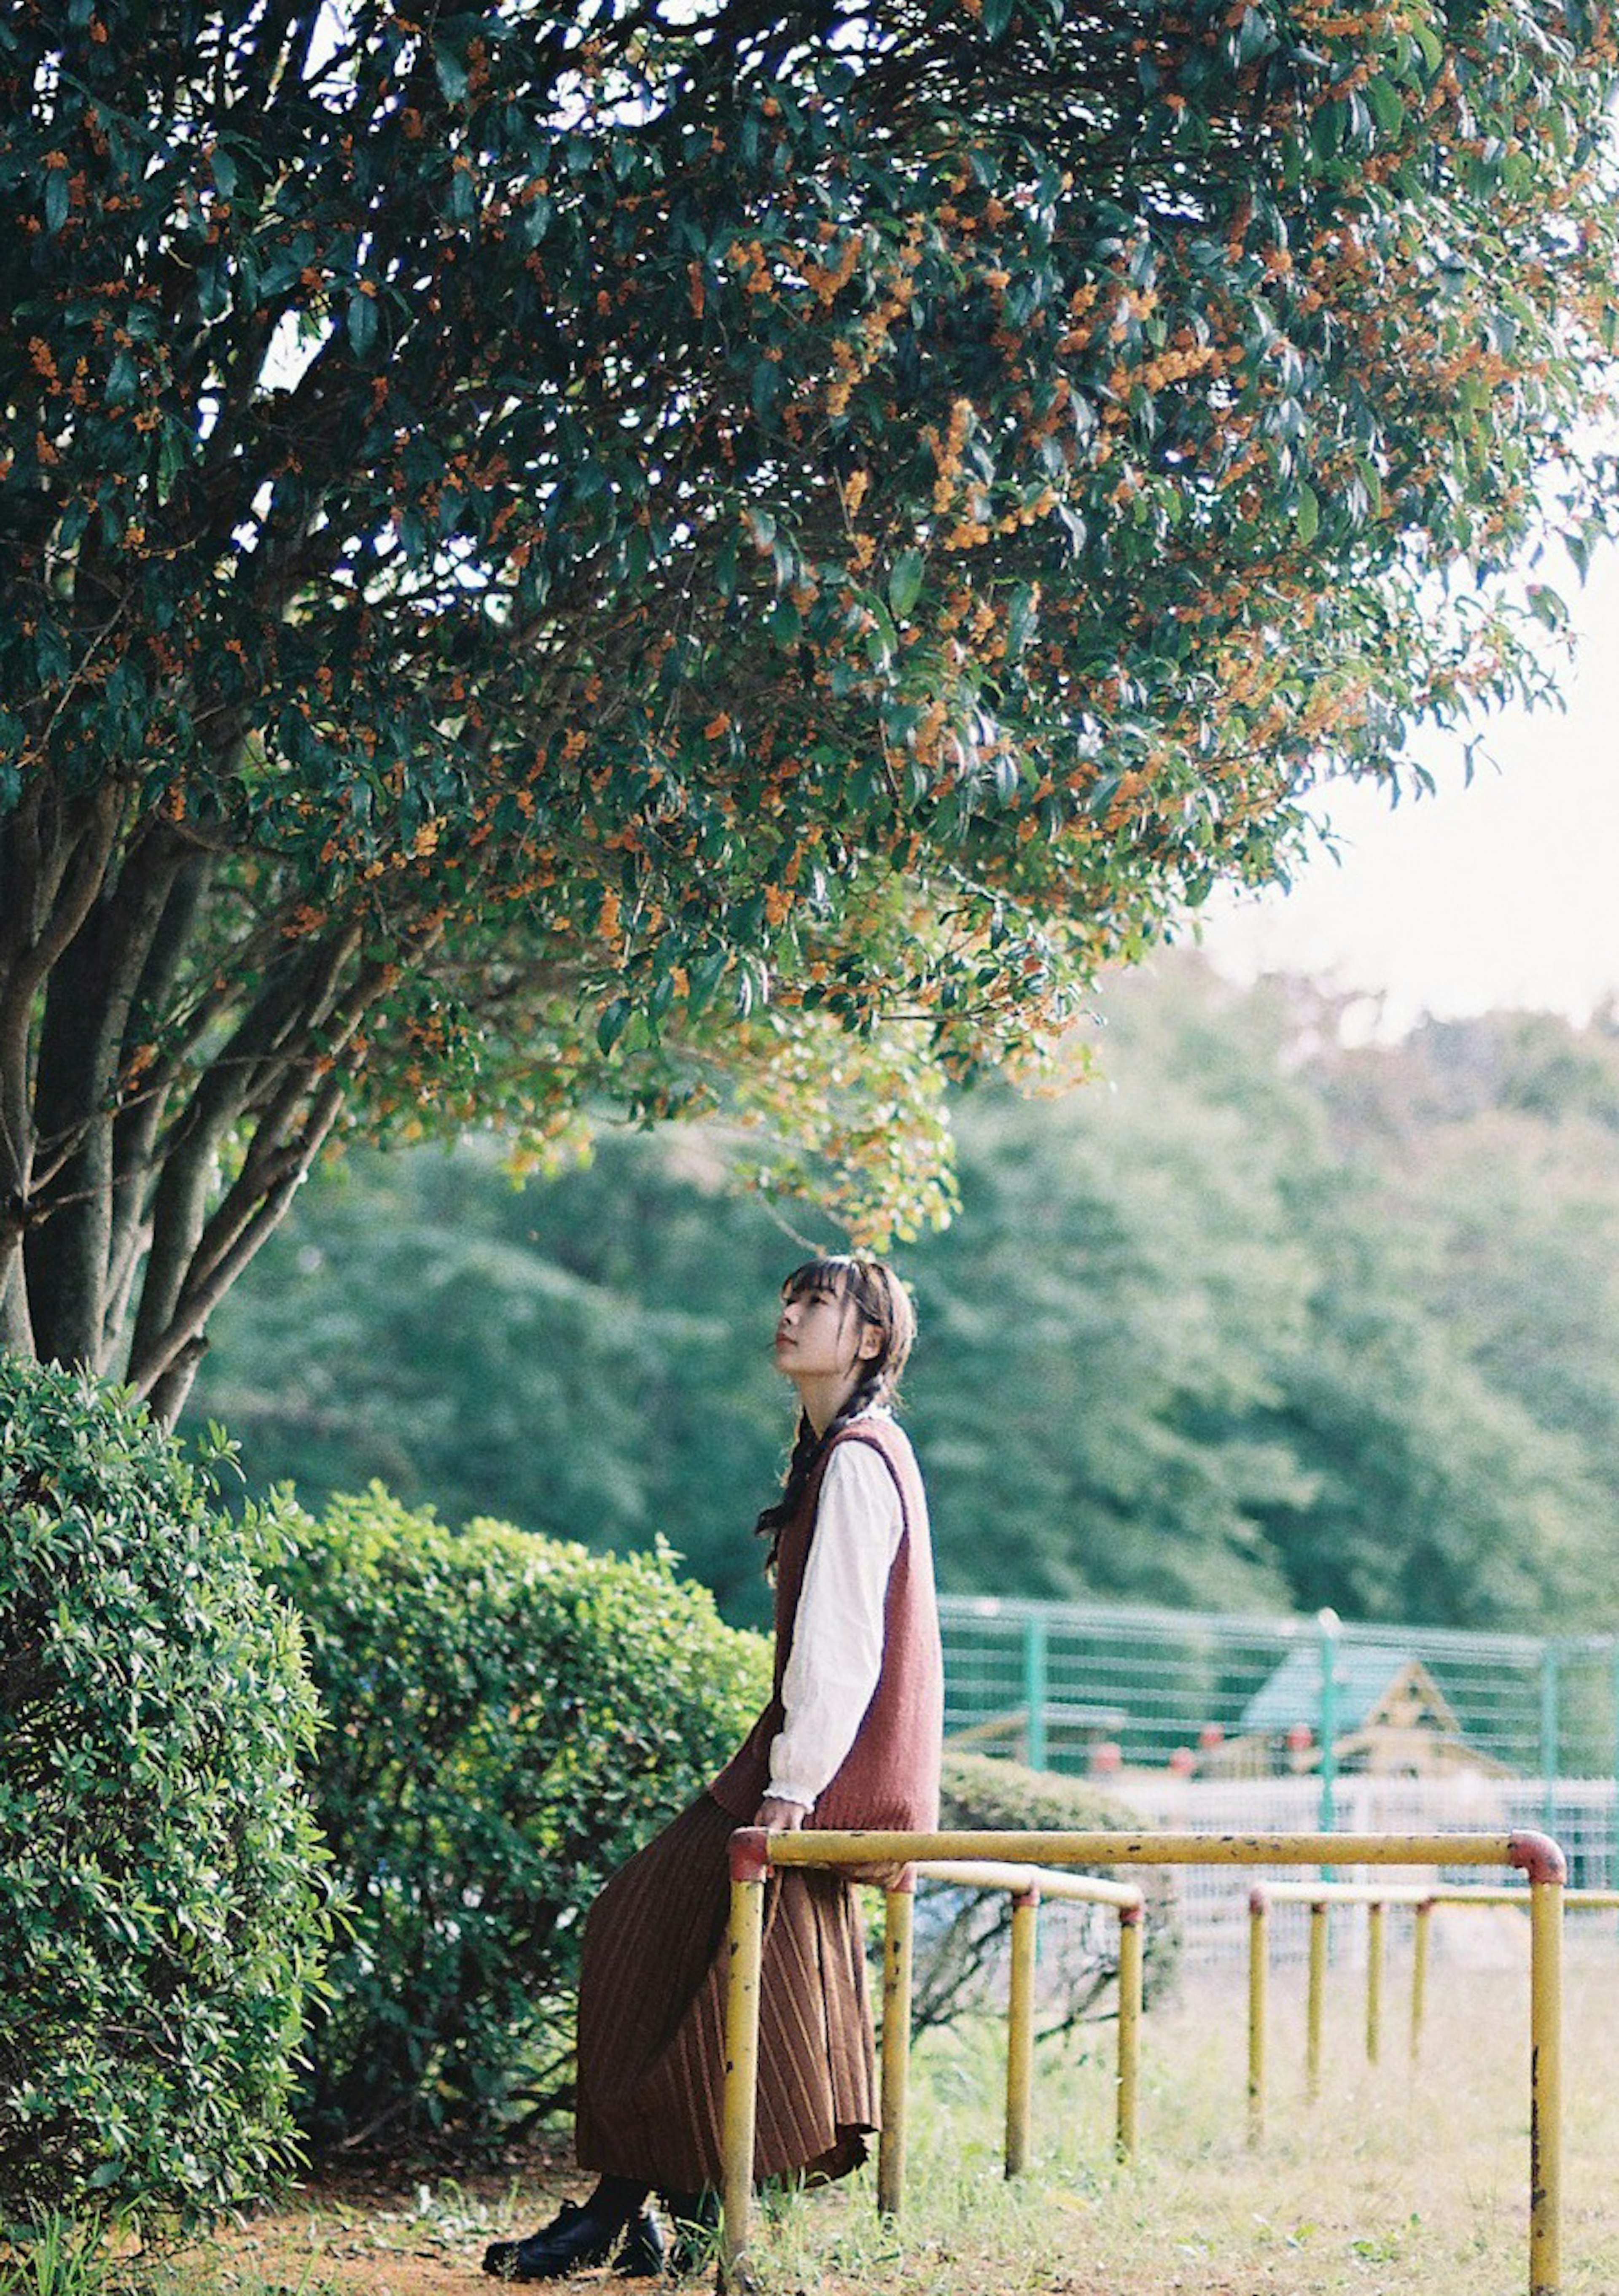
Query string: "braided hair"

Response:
xmin=754 ymin=1255 xmax=917 ymax=1571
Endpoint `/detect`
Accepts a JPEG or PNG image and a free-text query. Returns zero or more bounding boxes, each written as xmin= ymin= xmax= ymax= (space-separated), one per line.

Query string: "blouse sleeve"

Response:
xmin=766 ymin=1437 xmax=905 ymax=1810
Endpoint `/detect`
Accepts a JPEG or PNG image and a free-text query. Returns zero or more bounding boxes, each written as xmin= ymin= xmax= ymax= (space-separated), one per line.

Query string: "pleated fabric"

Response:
xmin=573 ymin=1793 xmax=876 ymax=2192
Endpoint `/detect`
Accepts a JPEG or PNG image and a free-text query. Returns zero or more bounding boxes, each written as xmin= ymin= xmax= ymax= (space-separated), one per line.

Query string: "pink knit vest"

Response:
xmin=710 ymin=1416 xmax=944 ymax=1833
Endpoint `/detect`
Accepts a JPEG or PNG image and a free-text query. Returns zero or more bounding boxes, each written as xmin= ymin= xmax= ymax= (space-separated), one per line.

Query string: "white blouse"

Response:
xmin=766 ymin=1427 xmax=904 ymax=1810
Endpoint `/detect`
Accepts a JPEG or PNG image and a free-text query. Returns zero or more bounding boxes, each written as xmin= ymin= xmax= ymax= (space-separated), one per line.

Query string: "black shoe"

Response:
xmin=613 ymin=2213 xmax=668 ymax=2277
xmin=483 ymin=2196 xmax=651 ymax=2281
xmin=659 ymin=2190 xmax=720 ymax=2280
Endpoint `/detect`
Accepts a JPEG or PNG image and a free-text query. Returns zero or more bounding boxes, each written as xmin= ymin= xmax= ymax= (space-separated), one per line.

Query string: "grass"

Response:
xmin=8 ymin=1949 xmax=1619 ymax=2296
xmin=745 ymin=1948 xmax=1619 ymax=2295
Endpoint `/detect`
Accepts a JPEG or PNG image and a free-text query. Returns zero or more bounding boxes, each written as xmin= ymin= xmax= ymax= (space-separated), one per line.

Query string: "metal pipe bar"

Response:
xmin=1257 ymin=1880 xmax=1619 ymax=1911
xmin=916 ymin=1857 xmax=1143 ymax=1910
xmin=1116 ymin=1908 xmax=1143 ymax=2160
xmin=1246 ymin=1890 xmax=1267 ymax=2147
xmin=1306 ymin=1902 xmax=1327 ymax=2102
xmin=1004 ymin=1892 xmax=1037 ymax=2178
xmin=760 ymin=1828 xmax=1546 ymax=1871
xmin=1366 ymin=1899 xmax=1384 ymax=2065
xmin=718 ymin=1865 xmax=766 ymax=2293
xmin=1530 ymin=1877 xmax=1563 ymax=2296
xmin=722 ymin=1828 xmax=1565 ymax=2296
xmin=1420 ymin=1886 xmax=1619 ymax=1912
xmin=1261 ymin=1880 xmax=1436 ymax=1906
xmin=877 ymin=1886 xmax=914 ymax=2218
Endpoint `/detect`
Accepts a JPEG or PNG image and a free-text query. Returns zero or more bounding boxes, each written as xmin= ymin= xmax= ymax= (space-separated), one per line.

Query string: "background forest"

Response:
xmin=184 ymin=951 xmax=1619 ymax=1636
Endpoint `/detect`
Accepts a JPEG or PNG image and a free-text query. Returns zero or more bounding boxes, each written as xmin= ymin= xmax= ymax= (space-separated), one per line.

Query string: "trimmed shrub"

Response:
xmin=909 ymin=1748 xmax=1181 ymax=2035
xmin=0 ymin=1357 xmax=329 ymax=2227
xmin=272 ymin=1486 xmax=771 ymax=2150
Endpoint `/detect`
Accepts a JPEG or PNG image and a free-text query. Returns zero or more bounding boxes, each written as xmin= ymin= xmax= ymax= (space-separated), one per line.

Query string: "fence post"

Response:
xmin=1541 ymin=1644 xmax=1561 ymax=1836
xmin=1023 ymin=1611 xmax=1049 ymax=1772
xmin=1607 ymin=1644 xmax=1616 ymax=1892
xmin=1611 ymin=1642 xmax=1619 ymax=1890
xmin=1316 ymin=1608 xmax=1341 ymax=1847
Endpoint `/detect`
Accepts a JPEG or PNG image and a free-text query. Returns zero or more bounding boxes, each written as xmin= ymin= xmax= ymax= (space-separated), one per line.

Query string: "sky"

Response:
xmin=1197 ymin=547 xmax=1619 ymax=1039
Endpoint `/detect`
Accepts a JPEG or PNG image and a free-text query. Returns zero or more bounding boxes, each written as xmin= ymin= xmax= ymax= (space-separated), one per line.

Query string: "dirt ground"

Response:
xmin=188 ymin=2146 xmax=656 ymax=2296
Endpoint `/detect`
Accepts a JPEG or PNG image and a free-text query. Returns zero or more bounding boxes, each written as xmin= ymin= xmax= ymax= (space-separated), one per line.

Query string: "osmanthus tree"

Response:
xmin=3 ymin=0 xmax=1616 ymax=1421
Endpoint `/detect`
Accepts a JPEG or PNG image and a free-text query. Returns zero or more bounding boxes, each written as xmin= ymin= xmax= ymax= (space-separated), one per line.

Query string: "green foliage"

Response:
xmin=0 ymin=1356 xmax=328 ymax=2228
xmin=188 ymin=1138 xmax=799 ymax=1618
xmin=4 ymin=0 xmax=1619 ymax=1413
xmin=189 ymin=956 xmax=1619 ymax=1633
xmin=0 ymin=2216 xmax=104 ymax=2296
xmin=911 ymin=1749 xmax=1179 ymax=2037
xmin=269 ymin=1485 xmax=771 ymax=2149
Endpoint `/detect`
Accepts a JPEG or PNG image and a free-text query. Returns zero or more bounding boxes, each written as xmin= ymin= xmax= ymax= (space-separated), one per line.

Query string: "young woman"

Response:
xmin=483 ymin=1254 xmax=944 ymax=2280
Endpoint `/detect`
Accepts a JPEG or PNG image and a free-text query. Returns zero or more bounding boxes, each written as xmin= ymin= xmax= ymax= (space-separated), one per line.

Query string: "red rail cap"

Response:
xmin=1506 ymin=1830 xmax=1568 ymax=1887
xmin=729 ymin=1826 xmax=772 ymax=1885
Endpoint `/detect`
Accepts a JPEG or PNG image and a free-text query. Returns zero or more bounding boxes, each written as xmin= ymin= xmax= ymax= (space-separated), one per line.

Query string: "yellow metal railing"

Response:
xmin=1246 ymin=1879 xmax=1436 ymax=2118
xmin=1248 ymin=1877 xmax=1619 ymax=2109
xmin=718 ymin=1828 xmax=1568 ymax=2296
xmin=903 ymin=1859 xmax=1145 ymax=2198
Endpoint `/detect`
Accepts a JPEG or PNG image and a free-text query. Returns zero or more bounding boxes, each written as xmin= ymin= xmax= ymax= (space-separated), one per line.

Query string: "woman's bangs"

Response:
xmin=781 ymin=1256 xmax=856 ymax=1303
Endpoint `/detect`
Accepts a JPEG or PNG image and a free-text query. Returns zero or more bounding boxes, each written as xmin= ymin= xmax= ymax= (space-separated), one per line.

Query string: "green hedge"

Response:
xmin=911 ymin=1748 xmax=1181 ymax=2035
xmin=0 ymin=1357 xmax=329 ymax=2227
xmin=272 ymin=1486 xmax=771 ymax=2149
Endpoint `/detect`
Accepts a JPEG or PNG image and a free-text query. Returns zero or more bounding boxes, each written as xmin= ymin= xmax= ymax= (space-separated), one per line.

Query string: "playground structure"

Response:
xmin=717 ymin=1828 xmax=1568 ymax=2296
xmin=1245 ymin=1876 xmax=1619 ymax=2129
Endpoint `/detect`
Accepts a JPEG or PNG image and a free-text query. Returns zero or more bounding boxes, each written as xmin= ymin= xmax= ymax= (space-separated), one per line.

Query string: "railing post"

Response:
xmin=1411 ymin=1898 xmax=1432 ymax=2062
xmin=878 ymin=1878 xmax=915 ymax=2218
xmin=1116 ymin=1903 xmax=1143 ymax=2161
xmin=719 ymin=1831 xmax=769 ymax=2293
xmin=1365 ymin=1898 xmax=1384 ymax=2065
xmin=1004 ymin=1888 xmax=1038 ymax=2178
xmin=1022 ymin=1610 xmax=1049 ymax=1772
xmin=1512 ymin=1831 xmax=1566 ymax=2296
xmin=1247 ymin=1887 xmax=1267 ymax=2147
xmin=1306 ymin=1900 xmax=1327 ymax=2102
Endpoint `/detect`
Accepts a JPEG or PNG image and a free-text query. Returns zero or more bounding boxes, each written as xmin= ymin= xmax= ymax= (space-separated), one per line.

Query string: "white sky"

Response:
xmin=1198 ymin=548 xmax=1619 ymax=1038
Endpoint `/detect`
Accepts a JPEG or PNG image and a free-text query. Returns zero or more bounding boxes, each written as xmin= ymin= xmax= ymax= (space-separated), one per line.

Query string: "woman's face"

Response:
xmin=772 ymin=1275 xmax=878 ymax=1383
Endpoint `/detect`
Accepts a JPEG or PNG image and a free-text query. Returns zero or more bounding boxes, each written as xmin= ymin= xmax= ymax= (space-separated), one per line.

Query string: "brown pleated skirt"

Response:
xmin=573 ymin=1792 xmax=876 ymax=2192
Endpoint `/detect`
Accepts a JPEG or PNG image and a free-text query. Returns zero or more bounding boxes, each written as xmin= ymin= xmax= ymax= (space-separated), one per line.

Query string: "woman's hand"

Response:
xmin=754 ymin=1798 xmax=906 ymax=1891
xmin=844 ymin=1857 xmax=910 ymax=1890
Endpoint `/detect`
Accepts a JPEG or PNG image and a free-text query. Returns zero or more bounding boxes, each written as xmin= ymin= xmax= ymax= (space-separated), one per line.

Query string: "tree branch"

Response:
xmin=140 ymin=1066 xmax=347 ymax=1425
xmin=25 ymin=822 xmax=195 ymax=1367
xmin=126 ymin=923 xmax=363 ymax=1385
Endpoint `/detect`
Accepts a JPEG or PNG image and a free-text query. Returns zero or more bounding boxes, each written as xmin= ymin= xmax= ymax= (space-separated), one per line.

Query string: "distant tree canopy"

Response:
xmin=5 ymin=0 xmax=1617 ymax=1417
xmin=188 ymin=957 xmax=1619 ymax=1634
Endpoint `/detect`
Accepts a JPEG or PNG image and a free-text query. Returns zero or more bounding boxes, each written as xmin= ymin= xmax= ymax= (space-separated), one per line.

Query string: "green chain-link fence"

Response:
xmin=940 ymin=1594 xmax=1619 ymax=1893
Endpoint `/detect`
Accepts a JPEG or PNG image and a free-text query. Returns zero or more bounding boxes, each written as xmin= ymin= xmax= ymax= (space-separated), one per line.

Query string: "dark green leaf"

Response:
xmin=888 ymin=548 xmax=925 ymax=619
